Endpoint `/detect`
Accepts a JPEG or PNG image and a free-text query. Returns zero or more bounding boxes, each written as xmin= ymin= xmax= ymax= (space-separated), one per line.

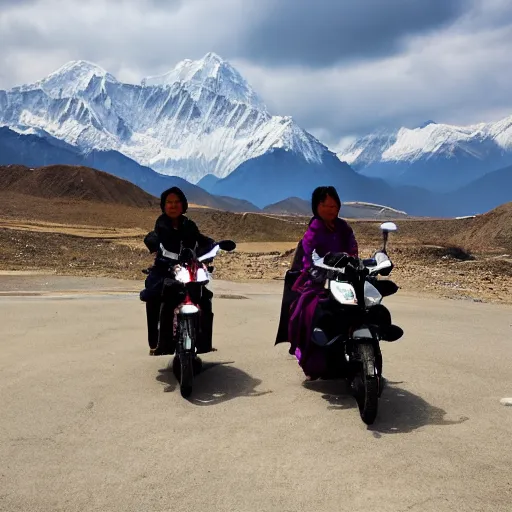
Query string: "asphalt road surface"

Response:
xmin=1 ymin=276 xmax=511 ymax=512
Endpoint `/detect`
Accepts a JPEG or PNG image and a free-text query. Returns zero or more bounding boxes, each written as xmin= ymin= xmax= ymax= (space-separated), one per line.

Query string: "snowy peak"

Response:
xmin=142 ymin=52 xmax=266 ymax=111
xmin=487 ymin=114 xmax=512 ymax=149
xmin=142 ymin=52 xmax=227 ymax=87
xmin=271 ymin=116 xmax=327 ymax=160
xmin=17 ymin=60 xmax=118 ymax=98
xmin=336 ymin=115 xmax=512 ymax=192
xmin=0 ymin=53 xmax=328 ymax=183
xmin=49 ymin=60 xmax=111 ymax=79
xmin=381 ymin=122 xmax=487 ymax=162
xmin=337 ymin=131 xmax=397 ymax=168
xmin=337 ymin=116 xmax=512 ymax=166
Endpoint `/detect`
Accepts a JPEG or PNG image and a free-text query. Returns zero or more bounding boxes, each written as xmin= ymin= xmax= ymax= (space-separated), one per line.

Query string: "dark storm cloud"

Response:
xmin=235 ymin=0 xmax=468 ymax=67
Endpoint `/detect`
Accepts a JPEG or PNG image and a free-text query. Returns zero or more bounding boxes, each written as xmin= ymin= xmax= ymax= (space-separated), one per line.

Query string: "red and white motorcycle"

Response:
xmin=160 ymin=239 xmax=236 ymax=398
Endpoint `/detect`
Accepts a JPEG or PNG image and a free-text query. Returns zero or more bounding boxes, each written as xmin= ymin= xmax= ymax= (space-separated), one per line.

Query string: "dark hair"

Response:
xmin=160 ymin=186 xmax=188 ymax=213
xmin=311 ymin=186 xmax=341 ymax=217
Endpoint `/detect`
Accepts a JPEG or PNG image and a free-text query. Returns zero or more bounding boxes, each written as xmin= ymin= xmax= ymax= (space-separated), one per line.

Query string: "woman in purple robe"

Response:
xmin=288 ymin=186 xmax=359 ymax=380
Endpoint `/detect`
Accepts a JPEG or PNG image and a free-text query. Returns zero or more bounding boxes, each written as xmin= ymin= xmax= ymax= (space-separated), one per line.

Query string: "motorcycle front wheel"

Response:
xmin=177 ymin=315 xmax=198 ymax=398
xmin=352 ymin=342 xmax=379 ymax=425
xmin=179 ymin=352 xmax=194 ymax=398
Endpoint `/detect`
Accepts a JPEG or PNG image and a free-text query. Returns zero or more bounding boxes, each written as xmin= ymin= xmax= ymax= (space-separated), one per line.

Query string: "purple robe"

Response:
xmin=288 ymin=217 xmax=358 ymax=379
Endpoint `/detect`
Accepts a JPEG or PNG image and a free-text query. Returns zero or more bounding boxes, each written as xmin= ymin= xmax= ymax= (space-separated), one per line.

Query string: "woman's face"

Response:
xmin=317 ymin=194 xmax=339 ymax=223
xmin=164 ymin=193 xmax=184 ymax=219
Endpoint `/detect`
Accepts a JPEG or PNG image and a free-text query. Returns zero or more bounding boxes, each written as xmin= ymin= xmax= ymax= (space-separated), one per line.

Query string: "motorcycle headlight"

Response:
xmin=174 ymin=266 xmax=190 ymax=283
xmin=364 ymin=281 xmax=383 ymax=306
xmin=330 ymin=281 xmax=357 ymax=305
xmin=196 ymin=267 xmax=209 ymax=282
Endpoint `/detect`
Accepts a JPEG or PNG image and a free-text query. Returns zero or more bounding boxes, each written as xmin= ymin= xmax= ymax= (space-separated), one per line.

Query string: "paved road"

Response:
xmin=1 ymin=276 xmax=511 ymax=512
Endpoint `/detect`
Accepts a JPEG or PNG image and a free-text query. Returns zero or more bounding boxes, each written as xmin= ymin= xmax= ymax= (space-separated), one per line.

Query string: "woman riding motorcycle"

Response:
xmin=279 ymin=186 xmax=359 ymax=380
xmin=140 ymin=186 xmax=215 ymax=356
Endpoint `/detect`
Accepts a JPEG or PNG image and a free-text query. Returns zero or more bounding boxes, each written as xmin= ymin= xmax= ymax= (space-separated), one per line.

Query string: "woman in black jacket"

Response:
xmin=141 ymin=186 xmax=215 ymax=355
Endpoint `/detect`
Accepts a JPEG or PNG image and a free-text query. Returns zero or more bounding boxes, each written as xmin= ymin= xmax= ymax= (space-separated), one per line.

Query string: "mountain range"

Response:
xmin=0 ymin=54 xmax=328 ymax=184
xmin=0 ymin=53 xmax=511 ymax=216
xmin=337 ymin=118 xmax=512 ymax=192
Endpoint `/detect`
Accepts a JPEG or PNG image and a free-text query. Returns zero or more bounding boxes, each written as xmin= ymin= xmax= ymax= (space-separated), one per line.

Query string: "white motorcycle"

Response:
xmin=309 ymin=222 xmax=403 ymax=425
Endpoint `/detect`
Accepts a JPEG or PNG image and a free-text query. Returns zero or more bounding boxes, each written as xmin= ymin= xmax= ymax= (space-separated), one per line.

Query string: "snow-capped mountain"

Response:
xmin=337 ymin=118 xmax=512 ymax=192
xmin=0 ymin=53 xmax=327 ymax=184
xmin=2 ymin=52 xmax=510 ymax=215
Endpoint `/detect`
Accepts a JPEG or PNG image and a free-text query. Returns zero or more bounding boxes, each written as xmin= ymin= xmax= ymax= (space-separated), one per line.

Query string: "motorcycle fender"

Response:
xmin=348 ymin=336 xmax=378 ymax=375
xmin=177 ymin=313 xmax=198 ymax=351
xmin=352 ymin=327 xmax=373 ymax=340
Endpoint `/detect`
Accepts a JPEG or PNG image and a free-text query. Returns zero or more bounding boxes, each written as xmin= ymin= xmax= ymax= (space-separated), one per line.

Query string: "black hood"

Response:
xmin=160 ymin=186 xmax=189 ymax=213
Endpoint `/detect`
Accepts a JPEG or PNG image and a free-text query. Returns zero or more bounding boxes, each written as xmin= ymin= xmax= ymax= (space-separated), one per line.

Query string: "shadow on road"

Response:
xmin=303 ymin=378 xmax=469 ymax=434
xmin=302 ymin=379 xmax=357 ymax=411
xmin=156 ymin=359 xmax=272 ymax=405
xmin=156 ymin=365 xmax=178 ymax=393
xmin=369 ymin=383 xmax=469 ymax=435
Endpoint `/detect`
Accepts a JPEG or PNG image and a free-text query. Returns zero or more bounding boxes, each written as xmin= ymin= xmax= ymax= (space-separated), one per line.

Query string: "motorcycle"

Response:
xmin=308 ymin=222 xmax=403 ymax=425
xmin=147 ymin=239 xmax=236 ymax=398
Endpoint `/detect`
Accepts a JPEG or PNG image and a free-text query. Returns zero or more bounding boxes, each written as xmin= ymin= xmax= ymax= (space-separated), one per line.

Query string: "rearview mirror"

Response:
xmin=218 ymin=240 xmax=236 ymax=252
xmin=380 ymin=222 xmax=398 ymax=232
xmin=379 ymin=222 xmax=397 ymax=254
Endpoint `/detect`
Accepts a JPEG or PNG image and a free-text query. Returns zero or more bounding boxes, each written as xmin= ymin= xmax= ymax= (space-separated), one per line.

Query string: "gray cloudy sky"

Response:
xmin=1 ymin=0 xmax=511 ymax=148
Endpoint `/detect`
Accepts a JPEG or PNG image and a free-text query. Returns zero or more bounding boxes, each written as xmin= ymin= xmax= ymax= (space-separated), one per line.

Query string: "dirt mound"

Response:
xmin=0 ymin=191 xmax=157 ymax=231
xmin=187 ymin=210 xmax=308 ymax=243
xmin=263 ymin=197 xmax=311 ymax=216
xmin=0 ymin=164 xmax=158 ymax=208
xmin=215 ymin=195 xmax=260 ymax=213
xmin=350 ymin=217 xmax=476 ymax=248
xmin=451 ymin=202 xmax=512 ymax=252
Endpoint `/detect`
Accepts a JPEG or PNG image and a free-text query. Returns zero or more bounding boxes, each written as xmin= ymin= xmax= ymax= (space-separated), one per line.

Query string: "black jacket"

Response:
xmin=144 ymin=214 xmax=214 ymax=261
xmin=140 ymin=214 xmax=215 ymax=303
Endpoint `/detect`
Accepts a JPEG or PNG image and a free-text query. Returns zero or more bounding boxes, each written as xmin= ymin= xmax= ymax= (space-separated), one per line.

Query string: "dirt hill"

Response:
xmin=187 ymin=211 xmax=307 ymax=243
xmin=349 ymin=202 xmax=512 ymax=253
xmin=0 ymin=164 xmax=263 ymax=213
xmin=451 ymin=202 xmax=512 ymax=252
xmin=0 ymin=164 xmax=159 ymax=208
xmin=263 ymin=197 xmax=311 ymax=216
